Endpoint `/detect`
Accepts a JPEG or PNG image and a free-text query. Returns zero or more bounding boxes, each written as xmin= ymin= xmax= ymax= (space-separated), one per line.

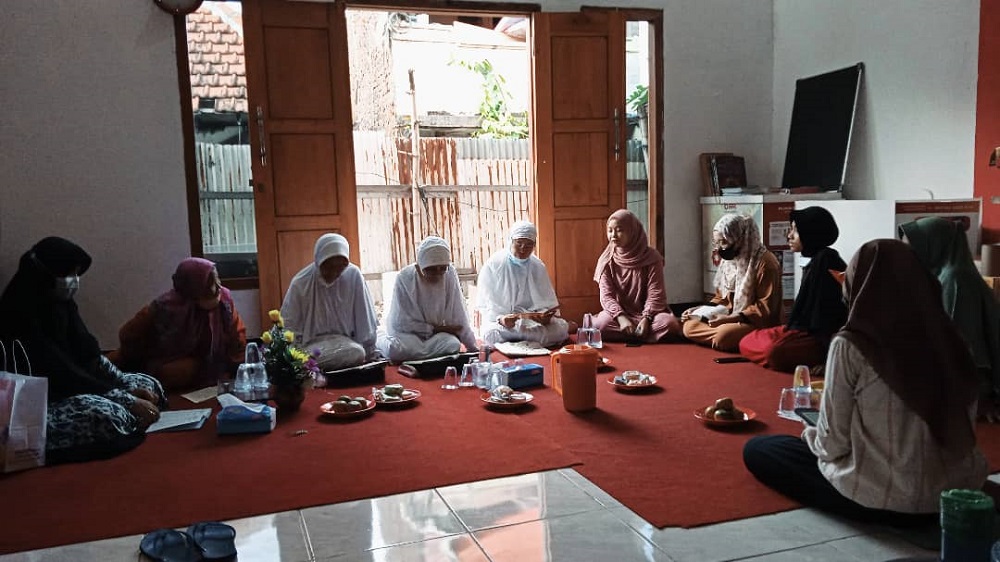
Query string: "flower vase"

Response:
xmin=271 ymin=379 xmax=311 ymax=414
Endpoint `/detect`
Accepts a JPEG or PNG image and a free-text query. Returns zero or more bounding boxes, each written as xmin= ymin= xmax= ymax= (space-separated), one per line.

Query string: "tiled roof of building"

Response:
xmin=187 ymin=3 xmax=246 ymax=113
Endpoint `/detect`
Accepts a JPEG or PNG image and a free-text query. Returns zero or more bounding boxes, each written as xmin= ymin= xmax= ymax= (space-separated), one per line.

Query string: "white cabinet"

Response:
xmin=700 ymin=192 xmax=842 ymax=319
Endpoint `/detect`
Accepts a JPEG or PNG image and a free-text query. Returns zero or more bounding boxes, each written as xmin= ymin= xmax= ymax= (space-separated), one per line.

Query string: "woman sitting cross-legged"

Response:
xmin=0 ymin=237 xmax=166 ymax=463
xmin=591 ymin=209 xmax=682 ymax=343
xmin=743 ymin=239 xmax=988 ymax=525
xmin=682 ymin=213 xmax=781 ymax=352
xmin=740 ymin=207 xmax=847 ymax=373
xmin=476 ymin=220 xmax=569 ymax=347
xmin=376 ymin=236 xmax=478 ymax=362
xmin=281 ymin=233 xmax=379 ymax=371
xmin=899 ymin=216 xmax=1000 ymax=422
xmin=114 ymin=257 xmax=247 ymax=392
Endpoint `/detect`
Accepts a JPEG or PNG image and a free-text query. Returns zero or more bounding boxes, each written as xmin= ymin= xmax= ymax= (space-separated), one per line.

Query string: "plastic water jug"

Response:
xmin=551 ymin=344 xmax=599 ymax=412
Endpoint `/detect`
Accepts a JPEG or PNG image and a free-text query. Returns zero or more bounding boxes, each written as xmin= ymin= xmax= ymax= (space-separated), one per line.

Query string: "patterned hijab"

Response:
xmin=713 ymin=213 xmax=767 ymax=313
xmin=838 ymin=239 xmax=980 ymax=453
xmin=593 ymin=209 xmax=662 ymax=282
xmin=150 ymin=258 xmax=236 ymax=369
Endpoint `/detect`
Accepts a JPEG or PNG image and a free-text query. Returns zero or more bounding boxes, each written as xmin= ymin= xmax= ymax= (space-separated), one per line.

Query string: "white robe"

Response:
xmin=280 ymin=263 xmax=378 ymax=369
xmin=475 ymin=251 xmax=569 ymax=346
xmin=377 ymin=264 xmax=478 ymax=362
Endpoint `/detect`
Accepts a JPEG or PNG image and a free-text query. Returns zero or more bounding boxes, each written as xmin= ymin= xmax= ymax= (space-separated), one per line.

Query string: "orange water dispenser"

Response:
xmin=551 ymin=344 xmax=599 ymax=412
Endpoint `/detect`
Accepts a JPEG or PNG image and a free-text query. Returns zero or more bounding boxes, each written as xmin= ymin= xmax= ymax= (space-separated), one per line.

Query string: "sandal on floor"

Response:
xmin=139 ymin=528 xmax=202 ymax=562
xmin=187 ymin=521 xmax=237 ymax=560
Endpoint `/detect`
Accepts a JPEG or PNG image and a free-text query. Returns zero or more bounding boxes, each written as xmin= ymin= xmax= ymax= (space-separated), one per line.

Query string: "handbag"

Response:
xmin=0 ymin=340 xmax=47 ymax=472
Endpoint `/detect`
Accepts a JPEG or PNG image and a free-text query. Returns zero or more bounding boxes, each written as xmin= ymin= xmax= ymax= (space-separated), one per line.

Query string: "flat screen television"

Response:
xmin=781 ymin=63 xmax=864 ymax=191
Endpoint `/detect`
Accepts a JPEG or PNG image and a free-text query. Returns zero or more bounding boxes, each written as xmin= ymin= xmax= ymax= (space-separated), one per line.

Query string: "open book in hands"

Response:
xmin=689 ymin=305 xmax=730 ymax=323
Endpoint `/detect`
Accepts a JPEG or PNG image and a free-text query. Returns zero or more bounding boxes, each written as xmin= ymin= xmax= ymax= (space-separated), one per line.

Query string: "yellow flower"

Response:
xmin=283 ymin=330 xmax=294 ymax=343
xmin=261 ymin=331 xmax=273 ymax=344
xmin=290 ymin=348 xmax=307 ymax=362
xmin=268 ymin=309 xmax=284 ymax=327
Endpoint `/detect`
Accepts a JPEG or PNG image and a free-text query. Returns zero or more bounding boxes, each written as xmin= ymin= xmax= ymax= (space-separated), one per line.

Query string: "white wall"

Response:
xmin=772 ymin=0 xmax=980 ymax=201
xmin=0 ymin=0 xmax=981 ymax=347
xmin=0 ymin=1 xmax=193 ymax=347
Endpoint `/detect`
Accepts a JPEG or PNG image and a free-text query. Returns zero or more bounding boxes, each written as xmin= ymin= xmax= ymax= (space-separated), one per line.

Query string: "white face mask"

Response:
xmin=53 ymin=275 xmax=80 ymax=300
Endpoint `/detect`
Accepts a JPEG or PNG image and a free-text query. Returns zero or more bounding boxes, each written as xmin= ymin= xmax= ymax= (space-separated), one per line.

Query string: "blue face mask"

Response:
xmin=508 ymin=254 xmax=529 ymax=266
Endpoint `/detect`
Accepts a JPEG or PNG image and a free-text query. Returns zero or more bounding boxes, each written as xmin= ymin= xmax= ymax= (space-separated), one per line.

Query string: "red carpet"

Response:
xmin=0 ymin=381 xmax=579 ymax=555
xmin=3 ymin=342 xmax=1000 ymax=553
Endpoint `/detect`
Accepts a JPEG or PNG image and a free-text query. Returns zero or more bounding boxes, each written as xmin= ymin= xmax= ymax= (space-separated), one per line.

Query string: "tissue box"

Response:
xmin=217 ymin=404 xmax=276 ymax=435
xmin=502 ymin=363 xmax=544 ymax=390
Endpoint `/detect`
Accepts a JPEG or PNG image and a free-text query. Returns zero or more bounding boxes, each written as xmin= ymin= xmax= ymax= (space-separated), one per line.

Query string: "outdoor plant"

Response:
xmin=453 ymin=58 xmax=528 ymax=139
xmin=626 ymin=84 xmax=649 ymax=114
xmin=261 ymin=309 xmax=320 ymax=387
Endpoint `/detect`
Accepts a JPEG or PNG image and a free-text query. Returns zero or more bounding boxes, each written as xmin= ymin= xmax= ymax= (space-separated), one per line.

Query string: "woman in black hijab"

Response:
xmin=0 ymin=237 xmax=165 ymax=463
xmin=739 ymin=207 xmax=848 ymax=373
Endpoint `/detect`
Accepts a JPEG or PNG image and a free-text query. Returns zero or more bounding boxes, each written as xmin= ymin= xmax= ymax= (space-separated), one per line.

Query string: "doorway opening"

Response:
xmin=344 ymin=8 xmax=533 ymax=319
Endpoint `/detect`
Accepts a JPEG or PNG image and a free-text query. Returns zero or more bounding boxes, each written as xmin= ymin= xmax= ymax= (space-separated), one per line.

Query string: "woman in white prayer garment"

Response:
xmin=476 ymin=221 xmax=569 ymax=347
xmin=280 ymin=233 xmax=379 ymax=370
xmin=377 ymin=236 xmax=479 ymax=362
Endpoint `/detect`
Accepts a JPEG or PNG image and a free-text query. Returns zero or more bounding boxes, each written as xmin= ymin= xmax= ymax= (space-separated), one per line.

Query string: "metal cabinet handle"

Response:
xmin=613 ymin=108 xmax=621 ymax=162
xmin=256 ymin=105 xmax=267 ymax=167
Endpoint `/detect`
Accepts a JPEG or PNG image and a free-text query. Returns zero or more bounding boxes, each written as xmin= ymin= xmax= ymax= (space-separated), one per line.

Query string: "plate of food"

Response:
xmin=694 ymin=397 xmax=756 ymax=426
xmin=320 ymin=395 xmax=376 ymax=418
xmin=607 ymin=371 xmax=657 ymax=391
xmin=372 ymin=384 xmax=421 ymax=406
xmin=481 ymin=386 xmax=534 ymax=410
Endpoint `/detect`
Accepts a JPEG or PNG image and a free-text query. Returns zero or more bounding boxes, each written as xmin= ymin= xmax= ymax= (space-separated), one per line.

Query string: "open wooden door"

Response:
xmin=533 ymin=11 xmax=626 ymax=325
xmin=243 ymin=0 xmax=359 ymax=322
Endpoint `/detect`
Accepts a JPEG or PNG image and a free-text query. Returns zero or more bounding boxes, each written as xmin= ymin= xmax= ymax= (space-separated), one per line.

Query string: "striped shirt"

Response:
xmin=802 ymin=336 xmax=988 ymax=513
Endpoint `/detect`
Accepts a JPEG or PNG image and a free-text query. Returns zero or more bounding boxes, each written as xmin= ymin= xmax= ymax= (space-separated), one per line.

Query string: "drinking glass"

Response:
xmin=778 ymin=387 xmax=813 ymax=420
xmin=473 ymin=362 xmax=492 ymax=389
xmin=441 ymin=366 xmax=459 ymax=390
xmin=587 ymin=327 xmax=603 ymax=349
xmin=489 ymin=367 xmax=509 ymax=390
xmin=460 ymin=363 xmax=476 ymax=388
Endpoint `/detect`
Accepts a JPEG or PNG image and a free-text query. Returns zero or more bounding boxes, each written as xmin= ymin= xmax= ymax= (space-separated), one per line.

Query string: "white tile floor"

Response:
xmin=0 ymin=468 xmax=955 ymax=562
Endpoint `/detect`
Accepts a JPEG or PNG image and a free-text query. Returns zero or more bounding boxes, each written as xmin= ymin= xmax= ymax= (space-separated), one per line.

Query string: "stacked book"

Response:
xmin=699 ymin=153 xmax=748 ymax=197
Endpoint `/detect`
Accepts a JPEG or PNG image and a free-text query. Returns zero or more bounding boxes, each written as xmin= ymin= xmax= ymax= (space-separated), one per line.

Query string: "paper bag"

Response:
xmin=0 ymin=341 xmax=47 ymax=472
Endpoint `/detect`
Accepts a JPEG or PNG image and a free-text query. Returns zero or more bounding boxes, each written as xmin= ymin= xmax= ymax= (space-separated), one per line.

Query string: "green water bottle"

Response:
xmin=940 ymin=489 xmax=995 ymax=561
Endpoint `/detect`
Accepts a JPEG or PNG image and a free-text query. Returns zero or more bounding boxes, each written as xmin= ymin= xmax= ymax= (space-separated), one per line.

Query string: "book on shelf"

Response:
xmin=699 ymin=153 xmax=748 ymax=196
xmin=711 ymin=155 xmax=747 ymax=192
xmin=699 ymin=152 xmax=732 ymax=197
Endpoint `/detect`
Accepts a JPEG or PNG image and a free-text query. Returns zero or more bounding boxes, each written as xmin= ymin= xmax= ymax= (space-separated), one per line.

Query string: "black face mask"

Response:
xmin=717 ymin=246 xmax=739 ymax=261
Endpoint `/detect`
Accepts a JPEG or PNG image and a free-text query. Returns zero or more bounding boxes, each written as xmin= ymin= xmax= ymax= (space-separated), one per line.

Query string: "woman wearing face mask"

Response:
xmin=114 ymin=258 xmax=247 ymax=391
xmin=0 ymin=237 xmax=166 ymax=463
xmin=280 ymin=233 xmax=379 ymax=371
xmin=476 ymin=220 xmax=569 ymax=347
xmin=376 ymin=236 xmax=478 ymax=362
xmin=739 ymin=207 xmax=848 ymax=373
xmin=591 ymin=209 xmax=682 ymax=343
xmin=681 ymin=213 xmax=781 ymax=352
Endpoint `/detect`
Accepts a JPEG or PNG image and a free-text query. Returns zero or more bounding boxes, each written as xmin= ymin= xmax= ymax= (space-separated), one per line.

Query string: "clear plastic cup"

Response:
xmin=473 ymin=362 xmax=492 ymax=389
xmin=459 ymin=364 xmax=476 ymax=388
xmin=489 ymin=367 xmax=509 ymax=390
xmin=587 ymin=328 xmax=603 ymax=349
xmin=441 ymin=366 xmax=459 ymax=390
xmin=778 ymin=387 xmax=813 ymax=420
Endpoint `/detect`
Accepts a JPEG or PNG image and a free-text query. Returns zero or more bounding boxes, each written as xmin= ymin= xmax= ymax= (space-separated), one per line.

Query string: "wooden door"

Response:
xmin=533 ymin=11 xmax=626 ymax=325
xmin=243 ymin=0 xmax=359 ymax=322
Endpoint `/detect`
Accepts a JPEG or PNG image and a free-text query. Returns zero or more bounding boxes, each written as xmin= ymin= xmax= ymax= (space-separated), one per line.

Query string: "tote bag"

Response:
xmin=0 ymin=341 xmax=47 ymax=472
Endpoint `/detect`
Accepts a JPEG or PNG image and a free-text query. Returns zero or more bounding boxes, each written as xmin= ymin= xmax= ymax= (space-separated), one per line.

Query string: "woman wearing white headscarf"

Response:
xmin=377 ymin=236 xmax=478 ymax=362
xmin=280 ymin=233 xmax=379 ymax=370
xmin=476 ymin=220 xmax=569 ymax=346
xmin=682 ymin=213 xmax=781 ymax=351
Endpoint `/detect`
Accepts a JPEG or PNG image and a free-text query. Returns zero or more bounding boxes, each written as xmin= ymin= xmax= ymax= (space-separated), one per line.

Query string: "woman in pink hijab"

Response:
xmin=115 ymin=258 xmax=247 ymax=391
xmin=591 ymin=209 xmax=682 ymax=342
